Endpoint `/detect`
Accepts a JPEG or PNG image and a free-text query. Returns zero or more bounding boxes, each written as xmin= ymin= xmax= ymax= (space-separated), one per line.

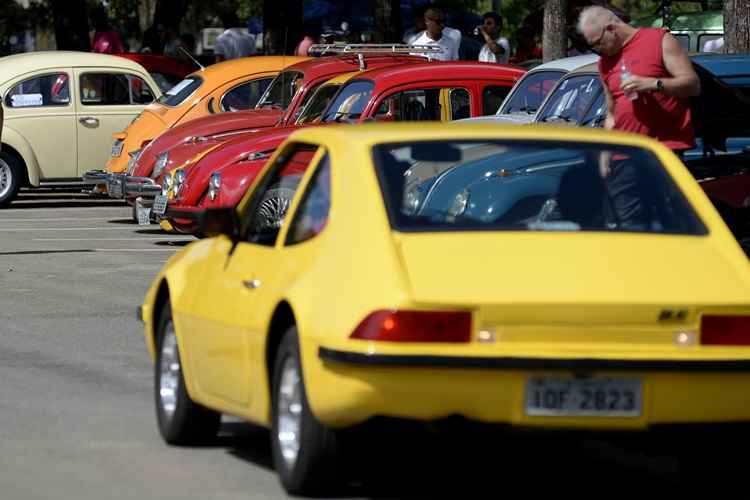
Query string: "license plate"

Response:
xmin=152 ymin=195 xmax=168 ymax=215
xmin=525 ymin=377 xmax=641 ymax=417
xmin=111 ymin=140 xmax=124 ymax=157
xmin=137 ymin=206 xmax=151 ymax=225
xmin=107 ymin=176 xmax=124 ymax=198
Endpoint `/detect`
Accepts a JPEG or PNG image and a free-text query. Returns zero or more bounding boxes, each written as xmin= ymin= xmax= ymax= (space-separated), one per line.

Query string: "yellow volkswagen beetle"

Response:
xmin=93 ymin=55 xmax=310 ymax=179
xmin=140 ymin=123 xmax=750 ymax=494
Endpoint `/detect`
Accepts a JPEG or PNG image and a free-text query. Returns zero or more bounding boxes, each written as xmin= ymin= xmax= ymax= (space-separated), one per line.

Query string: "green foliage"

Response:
xmin=237 ymin=0 xmax=263 ymax=19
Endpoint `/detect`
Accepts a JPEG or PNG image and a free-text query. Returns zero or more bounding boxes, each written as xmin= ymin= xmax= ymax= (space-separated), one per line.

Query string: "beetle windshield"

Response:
xmin=296 ymin=84 xmax=342 ymax=124
xmin=256 ymin=70 xmax=304 ymax=111
xmin=156 ymin=76 xmax=203 ymax=106
xmin=499 ymin=70 xmax=565 ymax=115
xmin=321 ymin=80 xmax=373 ymax=123
xmin=373 ymin=140 xmax=706 ymax=235
xmin=537 ymin=74 xmax=603 ymax=124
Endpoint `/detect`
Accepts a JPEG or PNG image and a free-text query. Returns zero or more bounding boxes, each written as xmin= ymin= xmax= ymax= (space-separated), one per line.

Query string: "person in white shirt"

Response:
xmin=409 ymin=7 xmax=459 ymax=61
xmin=403 ymin=6 xmax=427 ymax=44
xmin=214 ymin=14 xmax=256 ymax=63
xmin=477 ymin=11 xmax=510 ymax=64
xmin=703 ymin=37 xmax=724 ymax=53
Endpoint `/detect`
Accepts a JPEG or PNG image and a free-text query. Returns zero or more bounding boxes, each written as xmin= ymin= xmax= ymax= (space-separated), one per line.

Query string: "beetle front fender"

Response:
xmin=2 ymin=125 xmax=41 ymax=186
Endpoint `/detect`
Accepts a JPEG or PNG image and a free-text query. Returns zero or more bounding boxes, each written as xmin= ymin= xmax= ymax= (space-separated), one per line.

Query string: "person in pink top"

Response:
xmin=91 ymin=7 xmax=125 ymax=54
xmin=295 ymin=23 xmax=320 ymax=56
xmin=577 ymin=6 xmax=700 ymax=153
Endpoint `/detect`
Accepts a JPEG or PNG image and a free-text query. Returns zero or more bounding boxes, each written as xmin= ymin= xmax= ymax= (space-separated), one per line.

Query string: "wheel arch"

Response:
xmin=265 ymin=300 xmax=297 ymax=417
xmin=149 ymin=278 xmax=172 ymax=356
xmin=2 ymin=127 xmax=40 ymax=186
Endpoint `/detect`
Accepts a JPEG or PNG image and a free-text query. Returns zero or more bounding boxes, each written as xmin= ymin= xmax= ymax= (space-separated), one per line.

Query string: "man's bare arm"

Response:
xmin=620 ymin=33 xmax=700 ymax=98
xmin=602 ymin=82 xmax=615 ymax=130
xmin=660 ymin=32 xmax=701 ymax=97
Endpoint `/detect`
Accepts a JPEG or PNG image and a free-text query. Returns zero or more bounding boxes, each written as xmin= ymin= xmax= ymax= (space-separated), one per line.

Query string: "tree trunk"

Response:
xmin=373 ymin=0 xmax=402 ymax=44
xmin=542 ymin=0 xmax=567 ymax=62
xmin=263 ymin=0 xmax=303 ymax=55
xmin=153 ymin=0 xmax=188 ymax=33
xmin=50 ymin=0 xmax=90 ymax=51
xmin=724 ymin=0 xmax=750 ymax=54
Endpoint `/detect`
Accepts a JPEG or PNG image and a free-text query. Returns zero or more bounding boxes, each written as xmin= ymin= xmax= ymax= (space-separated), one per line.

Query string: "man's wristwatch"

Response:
xmin=654 ymin=78 xmax=664 ymax=92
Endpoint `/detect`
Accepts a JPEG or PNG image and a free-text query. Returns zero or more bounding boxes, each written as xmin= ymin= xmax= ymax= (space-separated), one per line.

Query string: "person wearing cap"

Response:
xmin=409 ymin=7 xmax=459 ymax=61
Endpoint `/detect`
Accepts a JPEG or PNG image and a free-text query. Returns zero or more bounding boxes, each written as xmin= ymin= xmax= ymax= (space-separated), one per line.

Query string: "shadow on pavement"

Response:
xmin=214 ymin=418 xmax=746 ymax=498
xmin=9 ymin=200 xmax=127 ymax=209
xmin=135 ymin=228 xmax=169 ymax=235
xmin=0 ymin=249 xmax=94 ymax=256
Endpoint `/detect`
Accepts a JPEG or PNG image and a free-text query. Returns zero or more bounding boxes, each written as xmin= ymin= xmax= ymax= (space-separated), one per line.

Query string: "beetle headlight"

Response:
xmin=161 ymin=174 xmax=173 ymax=196
xmin=173 ymin=169 xmax=186 ymax=198
xmin=126 ymin=149 xmax=142 ymax=175
xmin=152 ymin=151 xmax=169 ymax=178
xmin=448 ymin=189 xmax=469 ymax=219
xmin=208 ymin=173 xmax=221 ymax=201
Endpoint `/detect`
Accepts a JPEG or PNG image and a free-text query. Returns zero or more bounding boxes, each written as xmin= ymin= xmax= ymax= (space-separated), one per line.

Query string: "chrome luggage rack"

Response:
xmin=308 ymin=43 xmax=443 ymax=69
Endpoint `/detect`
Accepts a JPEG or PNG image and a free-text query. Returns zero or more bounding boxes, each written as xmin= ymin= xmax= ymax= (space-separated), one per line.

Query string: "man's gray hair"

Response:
xmin=577 ymin=6 xmax=621 ymax=34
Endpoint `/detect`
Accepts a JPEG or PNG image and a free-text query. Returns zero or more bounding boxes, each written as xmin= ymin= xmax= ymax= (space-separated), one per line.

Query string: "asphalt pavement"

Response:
xmin=0 ymin=189 xmax=739 ymax=499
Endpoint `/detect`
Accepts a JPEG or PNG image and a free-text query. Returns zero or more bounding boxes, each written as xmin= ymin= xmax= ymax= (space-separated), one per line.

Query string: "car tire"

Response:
xmin=0 ymin=151 xmax=22 ymax=208
xmin=271 ymin=326 xmax=340 ymax=495
xmin=154 ymin=301 xmax=221 ymax=445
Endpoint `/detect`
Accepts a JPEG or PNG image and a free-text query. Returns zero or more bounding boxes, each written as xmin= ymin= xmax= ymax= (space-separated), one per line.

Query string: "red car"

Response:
xmin=117 ymin=52 xmax=430 ymax=212
xmin=163 ymin=60 xmax=527 ymax=234
xmin=116 ymin=53 xmax=196 ymax=92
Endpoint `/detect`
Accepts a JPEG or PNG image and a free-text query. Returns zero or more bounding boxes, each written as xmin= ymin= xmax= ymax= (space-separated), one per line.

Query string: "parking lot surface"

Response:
xmin=0 ymin=190 xmax=738 ymax=499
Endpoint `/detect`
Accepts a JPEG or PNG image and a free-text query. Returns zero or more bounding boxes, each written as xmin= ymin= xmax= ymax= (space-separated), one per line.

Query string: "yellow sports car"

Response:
xmin=140 ymin=123 xmax=750 ymax=494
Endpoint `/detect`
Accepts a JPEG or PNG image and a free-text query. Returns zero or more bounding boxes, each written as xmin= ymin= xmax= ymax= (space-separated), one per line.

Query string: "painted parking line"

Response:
xmin=0 ymin=227 xmax=138 ymax=231
xmin=1 ymin=217 xmax=124 ymax=222
xmin=93 ymin=248 xmax=178 ymax=252
xmin=34 ymin=237 xmax=194 ymax=241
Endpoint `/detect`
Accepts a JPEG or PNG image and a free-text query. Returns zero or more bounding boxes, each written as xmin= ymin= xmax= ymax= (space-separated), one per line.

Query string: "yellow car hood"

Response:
xmin=394 ymin=232 xmax=750 ymax=308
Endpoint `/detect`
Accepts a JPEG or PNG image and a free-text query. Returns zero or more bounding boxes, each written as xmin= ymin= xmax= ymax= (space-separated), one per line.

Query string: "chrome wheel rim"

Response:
xmin=277 ymin=356 xmax=303 ymax=468
xmin=159 ymin=323 xmax=180 ymax=422
xmin=0 ymin=160 xmax=12 ymax=200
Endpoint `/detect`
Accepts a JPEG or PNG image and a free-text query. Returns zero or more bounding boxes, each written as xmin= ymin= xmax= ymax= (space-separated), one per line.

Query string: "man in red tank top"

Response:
xmin=577 ymin=6 xmax=700 ymax=153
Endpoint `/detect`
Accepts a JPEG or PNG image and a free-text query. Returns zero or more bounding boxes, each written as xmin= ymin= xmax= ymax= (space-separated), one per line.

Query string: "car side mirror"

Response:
xmin=199 ymin=208 xmax=239 ymax=239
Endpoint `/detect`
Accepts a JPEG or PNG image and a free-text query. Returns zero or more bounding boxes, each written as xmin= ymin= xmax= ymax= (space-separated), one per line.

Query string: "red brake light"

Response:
xmin=701 ymin=315 xmax=750 ymax=345
xmin=350 ymin=310 xmax=472 ymax=343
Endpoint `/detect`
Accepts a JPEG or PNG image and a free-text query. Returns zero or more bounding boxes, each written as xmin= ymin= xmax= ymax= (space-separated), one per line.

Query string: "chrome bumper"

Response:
xmin=82 ymin=171 xmax=162 ymax=199
xmin=83 ymin=169 xmax=110 ymax=183
xmin=122 ymin=176 xmax=162 ymax=198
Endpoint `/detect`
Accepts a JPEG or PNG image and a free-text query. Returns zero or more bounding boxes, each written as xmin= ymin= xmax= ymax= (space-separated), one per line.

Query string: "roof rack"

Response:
xmin=308 ymin=43 xmax=442 ymax=70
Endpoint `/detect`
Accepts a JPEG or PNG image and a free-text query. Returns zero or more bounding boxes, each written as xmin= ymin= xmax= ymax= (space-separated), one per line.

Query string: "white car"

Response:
xmin=459 ymin=53 xmax=599 ymax=125
xmin=0 ymin=51 xmax=161 ymax=207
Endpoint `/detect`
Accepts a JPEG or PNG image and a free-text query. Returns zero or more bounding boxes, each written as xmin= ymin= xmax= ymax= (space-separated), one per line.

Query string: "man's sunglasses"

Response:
xmin=589 ymin=25 xmax=610 ymax=50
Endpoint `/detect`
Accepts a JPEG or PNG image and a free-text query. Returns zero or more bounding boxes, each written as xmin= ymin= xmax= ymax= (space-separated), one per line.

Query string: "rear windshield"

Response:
xmin=499 ymin=70 xmax=565 ymax=115
xmin=156 ymin=76 xmax=202 ymax=106
xmin=373 ymin=140 xmax=706 ymax=235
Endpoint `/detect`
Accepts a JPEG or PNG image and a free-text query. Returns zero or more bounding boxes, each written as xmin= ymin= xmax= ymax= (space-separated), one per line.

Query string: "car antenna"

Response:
xmin=179 ymin=46 xmax=205 ymax=72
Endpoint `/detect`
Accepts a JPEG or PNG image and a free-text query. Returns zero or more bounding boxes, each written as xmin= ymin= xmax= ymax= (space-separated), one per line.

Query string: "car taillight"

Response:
xmin=701 ymin=315 xmax=750 ymax=345
xmin=350 ymin=310 xmax=472 ymax=343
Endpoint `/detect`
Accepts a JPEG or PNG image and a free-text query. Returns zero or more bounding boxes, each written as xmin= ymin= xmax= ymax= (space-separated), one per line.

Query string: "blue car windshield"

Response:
xmin=372 ymin=140 xmax=706 ymax=235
